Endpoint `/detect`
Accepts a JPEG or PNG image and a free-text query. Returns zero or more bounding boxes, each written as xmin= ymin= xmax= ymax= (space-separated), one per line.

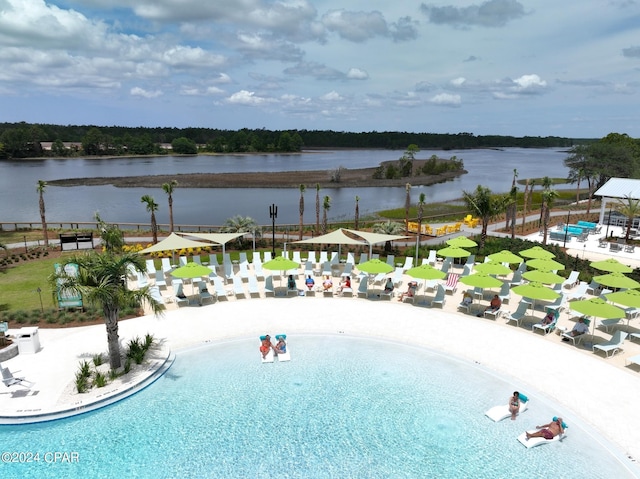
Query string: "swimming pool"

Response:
xmin=0 ymin=335 xmax=636 ymax=478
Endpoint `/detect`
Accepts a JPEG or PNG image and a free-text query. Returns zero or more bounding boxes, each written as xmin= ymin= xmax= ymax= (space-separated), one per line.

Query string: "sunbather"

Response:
xmin=287 ymin=275 xmax=296 ymax=290
xmin=384 ymin=278 xmax=394 ymax=294
xmin=260 ymin=335 xmax=273 ymax=359
xmin=305 ymin=275 xmax=315 ymax=290
xmin=459 ymin=291 xmax=473 ymax=307
xmin=337 ymin=276 xmax=351 ymax=294
xmin=398 ymin=281 xmax=418 ymax=301
xmin=323 ymin=275 xmax=333 ymax=291
xmin=562 ymin=317 xmax=589 ymax=340
xmin=274 ymin=337 xmax=286 ymax=355
xmin=541 ymin=310 xmax=555 ymax=326
xmin=526 ymin=417 xmax=564 ymax=440
xmin=509 ymin=391 xmax=520 ymax=421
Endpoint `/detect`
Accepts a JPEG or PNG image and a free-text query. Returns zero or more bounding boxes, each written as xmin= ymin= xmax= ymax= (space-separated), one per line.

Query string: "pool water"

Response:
xmin=0 ymin=336 xmax=635 ymax=478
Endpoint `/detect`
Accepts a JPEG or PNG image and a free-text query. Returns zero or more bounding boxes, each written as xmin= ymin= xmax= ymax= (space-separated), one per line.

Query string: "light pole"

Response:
xmin=562 ymin=210 xmax=570 ymax=248
xmin=269 ymin=204 xmax=278 ymax=257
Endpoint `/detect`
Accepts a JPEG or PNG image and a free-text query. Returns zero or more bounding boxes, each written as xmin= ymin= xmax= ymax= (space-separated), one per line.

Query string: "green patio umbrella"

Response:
xmin=569 ymin=297 xmax=626 ymax=338
xmin=446 ymin=236 xmax=478 ymax=248
xmin=590 ymin=258 xmax=633 ymax=274
xmin=512 ymin=282 xmax=560 ymax=315
xmin=171 ymin=262 xmax=214 ymax=294
xmin=527 ymin=258 xmax=565 ymax=271
xmin=357 ymin=258 xmax=394 ymax=274
xmin=437 ymin=246 xmax=472 ymax=258
xmin=605 ymin=289 xmax=640 ymax=308
xmin=487 ymin=250 xmax=523 ymax=264
xmin=593 ymin=272 xmax=640 ymax=290
xmin=262 ymin=256 xmax=300 ymax=272
xmin=459 ymin=273 xmax=503 ymax=289
xmin=519 ymin=246 xmax=555 ymax=260
xmin=522 ymin=270 xmax=565 ymax=284
xmin=474 ymin=261 xmax=512 ymax=276
xmin=405 ymin=264 xmax=447 ymax=281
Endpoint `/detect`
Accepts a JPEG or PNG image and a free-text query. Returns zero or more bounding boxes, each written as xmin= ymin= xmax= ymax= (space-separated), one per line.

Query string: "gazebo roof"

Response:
xmin=595 ymin=178 xmax=640 ymax=200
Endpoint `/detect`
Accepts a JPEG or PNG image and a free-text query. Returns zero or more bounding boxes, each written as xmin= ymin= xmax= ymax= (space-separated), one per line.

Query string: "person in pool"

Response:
xmin=260 ymin=335 xmax=274 ymax=359
xmin=526 ymin=417 xmax=564 ymax=440
xmin=274 ymin=337 xmax=286 ymax=355
xmin=509 ymin=391 xmax=520 ymax=421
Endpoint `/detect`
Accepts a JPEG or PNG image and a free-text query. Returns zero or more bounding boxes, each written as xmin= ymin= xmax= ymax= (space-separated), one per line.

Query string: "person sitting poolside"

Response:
xmin=260 ymin=335 xmax=274 ymax=359
xmin=509 ymin=391 xmax=520 ymax=421
xmin=322 ymin=275 xmax=333 ymax=291
xmin=398 ymin=281 xmax=418 ymax=301
xmin=478 ymin=294 xmax=501 ymax=316
xmin=563 ymin=317 xmax=589 ymax=339
xmin=384 ymin=278 xmax=394 ymax=294
xmin=274 ymin=337 xmax=286 ymax=355
xmin=287 ymin=274 xmax=297 ymax=290
xmin=305 ymin=275 xmax=315 ymax=290
xmin=526 ymin=417 xmax=564 ymax=441
xmin=337 ymin=275 xmax=351 ymax=294
xmin=541 ymin=310 xmax=555 ymax=326
xmin=460 ymin=291 xmax=473 ymax=307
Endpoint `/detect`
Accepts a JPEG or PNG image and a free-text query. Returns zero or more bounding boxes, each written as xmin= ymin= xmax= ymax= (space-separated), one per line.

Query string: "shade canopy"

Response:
xmin=569 ymin=297 xmax=625 ymax=319
xmin=446 ymin=235 xmax=478 ymax=248
xmin=512 ymin=282 xmax=560 ymax=301
xmin=519 ymin=246 xmax=555 ymax=260
xmin=522 ymin=270 xmax=565 ymax=284
xmin=593 ymin=272 xmax=640 ymax=290
xmin=293 ymin=228 xmax=366 ymax=246
xmin=405 ymin=264 xmax=447 ymax=281
xmin=487 ymin=250 xmax=523 ymax=264
xmin=357 ymin=259 xmax=394 ymax=274
xmin=262 ymin=256 xmax=300 ymax=271
xmin=527 ymin=258 xmax=565 ymax=272
xmin=474 ymin=261 xmax=512 ymax=276
xmin=343 ymin=228 xmax=410 ymax=257
xmin=605 ymin=289 xmax=640 ymax=308
xmin=590 ymin=258 xmax=633 ymax=274
xmin=181 ymin=232 xmax=247 ymax=245
xmin=171 ymin=262 xmax=212 ymax=279
xmin=139 ymin=232 xmax=212 ymax=254
xmin=459 ymin=273 xmax=503 ymax=289
xmin=437 ymin=246 xmax=472 ymax=258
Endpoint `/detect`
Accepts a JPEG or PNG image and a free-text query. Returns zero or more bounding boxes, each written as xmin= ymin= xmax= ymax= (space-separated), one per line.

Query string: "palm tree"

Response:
xmin=298 ymin=184 xmax=306 ymax=240
xmin=354 ymin=196 xmax=360 ymax=230
xmin=322 ymin=195 xmax=331 ymax=234
xmin=373 ymin=220 xmax=404 ymax=252
xmin=162 ymin=180 xmax=178 ymax=232
xmin=404 ymin=183 xmax=411 ymax=233
xmin=462 ymin=185 xmax=508 ymax=251
xmin=614 ymin=194 xmax=640 ymax=241
xmin=36 ymin=180 xmax=49 ymax=247
xmin=315 ymin=183 xmax=321 ymax=235
xmin=141 ymin=195 xmax=159 ymax=244
xmin=505 ymin=169 xmax=517 ymax=236
xmin=539 ymin=176 xmax=553 ymax=227
xmin=417 ymin=192 xmax=425 ymax=240
xmin=222 ymin=215 xmax=259 ymax=249
xmin=95 ymin=212 xmax=124 ymax=253
xmin=541 ymin=187 xmax=559 ymax=245
xmin=50 ymin=252 xmax=164 ymax=369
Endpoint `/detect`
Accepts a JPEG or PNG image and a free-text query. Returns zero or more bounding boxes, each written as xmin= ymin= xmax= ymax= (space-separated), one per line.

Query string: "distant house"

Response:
xmin=40 ymin=142 xmax=83 ymax=153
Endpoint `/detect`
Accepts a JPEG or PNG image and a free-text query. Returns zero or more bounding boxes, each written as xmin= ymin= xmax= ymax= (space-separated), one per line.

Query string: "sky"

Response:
xmin=0 ymin=0 xmax=639 ymax=138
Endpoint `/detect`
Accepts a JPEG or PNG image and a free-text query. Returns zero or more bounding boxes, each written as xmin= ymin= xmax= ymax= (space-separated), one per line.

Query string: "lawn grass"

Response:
xmin=0 ymin=255 xmax=75 ymax=311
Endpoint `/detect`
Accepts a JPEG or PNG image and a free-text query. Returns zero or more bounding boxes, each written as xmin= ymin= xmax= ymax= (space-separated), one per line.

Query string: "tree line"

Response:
xmin=0 ymin=121 xmax=579 ymax=159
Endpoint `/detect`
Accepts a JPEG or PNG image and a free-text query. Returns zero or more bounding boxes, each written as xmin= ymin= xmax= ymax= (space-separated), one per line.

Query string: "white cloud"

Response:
xmin=347 ymin=68 xmax=369 ymax=80
xmin=227 ymin=90 xmax=275 ymax=106
xmin=322 ymin=9 xmax=388 ymax=42
xmin=320 ymin=90 xmax=342 ymax=101
xmin=429 ymin=93 xmax=461 ymax=106
xmin=130 ymin=86 xmax=163 ymax=98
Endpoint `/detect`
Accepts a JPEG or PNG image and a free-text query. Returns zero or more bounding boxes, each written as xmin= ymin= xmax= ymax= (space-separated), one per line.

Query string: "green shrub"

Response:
xmin=78 ymin=360 xmax=92 ymax=379
xmin=93 ymin=371 xmax=108 ymax=388
xmin=123 ymin=358 xmax=132 ymax=374
xmin=108 ymin=369 xmax=120 ymax=381
xmin=75 ymin=374 xmax=89 ymax=393
xmin=92 ymin=354 xmax=104 ymax=367
xmin=127 ymin=337 xmax=146 ymax=364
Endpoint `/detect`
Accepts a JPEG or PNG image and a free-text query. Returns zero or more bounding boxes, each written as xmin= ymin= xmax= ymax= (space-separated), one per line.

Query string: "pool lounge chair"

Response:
xmin=562 ymin=271 xmax=580 ymax=289
xmin=532 ymin=310 xmax=559 ymax=335
xmin=248 ymin=276 xmax=261 ymax=298
xmin=444 ymin=273 xmax=460 ymax=295
xmin=145 ymin=259 xmax=156 ymax=275
xmin=149 ymin=286 xmax=168 ymax=309
xmin=592 ymin=331 xmax=628 ymax=358
xmin=598 ymin=318 xmax=622 ymax=333
xmin=232 ymin=276 xmax=247 ymax=299
xmin=1 ymin=364 xmax=34 ymax=389
xmin=485 ymin=394 xmax=529 ymax=422
xmin=356 ymin=279 xmax=369 ymax=298
xmin=561 ymin=318 xmax=591 ymax=346
xmin=172 ymin=282 xmax=189 ymax=307
xmin=567 ymin=282 xmax=588 ymax=301
xmin=154 ymin=270 xmax=167 ymax=290
xmin=517 ymin=429 xmax=565 ymax=448
xmin=498 ymin=282 xmax=510 ymax=304
xmin=505 ymin=301 xmax=530 ymax=327
xmin=212 ymin=277 xmax=230 ymax=301
xmin=264 ymin=276 xmax=275 ymax=297
xmin=196 ymin=281 xmax=214 ymax=305
xmin=429 ymin=284 xmax=446 ymax=308
xmin=626 ymin=354 xmax=640 ymax=368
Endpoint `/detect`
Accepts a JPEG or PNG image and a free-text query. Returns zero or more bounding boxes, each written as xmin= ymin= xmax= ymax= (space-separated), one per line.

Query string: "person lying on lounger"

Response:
xmin=541 ymin=310 xmax=555 ymax=326
xmin=274 ymin=337 xmax=286 ymax=355
xmin=562 ymin=317 xmax=589 ymax=340
xmin=260 ymin=335 xmax=274 ymax=359
xmin=398 ymin=281 xmax=418 ymax=301
xmin=526 ymin=417 xmax=564 ymax=440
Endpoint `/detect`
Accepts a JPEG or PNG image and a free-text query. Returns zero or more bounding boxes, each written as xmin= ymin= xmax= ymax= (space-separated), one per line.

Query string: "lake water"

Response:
xmin=0 ymin=148 xmax=570 ymax=226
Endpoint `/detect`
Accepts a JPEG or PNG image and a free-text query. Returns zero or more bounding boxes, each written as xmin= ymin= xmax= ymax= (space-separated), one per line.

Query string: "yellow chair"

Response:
xmin=421 ymin=224 xmax=433 ymax=236
xmin=454 ymin=222 xmax=462 ymax=232
xmin=463 ymin=214 xmax=473 ymax=226
xmin=470 ymin=218 xmax=480 ymax=228
xmin=436 ymin=226 xmax=446 ymax=236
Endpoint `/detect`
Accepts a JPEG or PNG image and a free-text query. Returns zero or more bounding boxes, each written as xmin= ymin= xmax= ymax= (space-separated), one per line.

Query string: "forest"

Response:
xmin=0 ymin=121 xmax=581 ymax=159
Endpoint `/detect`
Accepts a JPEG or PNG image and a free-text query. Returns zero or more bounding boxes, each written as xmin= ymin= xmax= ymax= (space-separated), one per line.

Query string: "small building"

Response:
xmin=594 ymin=177 xmax=640 ymax=228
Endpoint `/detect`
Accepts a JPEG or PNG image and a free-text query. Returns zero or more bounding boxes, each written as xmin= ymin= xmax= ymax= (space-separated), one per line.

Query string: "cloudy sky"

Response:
xmin=1 ymin=0 xmax=639 ymax=138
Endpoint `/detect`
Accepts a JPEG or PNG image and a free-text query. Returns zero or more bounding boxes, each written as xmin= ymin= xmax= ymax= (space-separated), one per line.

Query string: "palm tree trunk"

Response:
xmin=104 ymin=308 xmax=121 ymax=369
xmin=299 ymin=195 xmax=304 ymax=240
xmin=354 ymin=197 xmax=359 ymax=230
xmin=315 ymin=186 xmax=320 ymax=235
xmin=151 ymin=212 xmax=158 ymax=244
xmin=168 ymin=196 xmax=174 ymax=232
xmin=39 ymin=194 xmax=49 ymax=247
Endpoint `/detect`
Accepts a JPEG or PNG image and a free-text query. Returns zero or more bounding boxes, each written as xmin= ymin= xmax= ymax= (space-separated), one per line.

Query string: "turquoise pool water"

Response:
xmin=0 ymin=335 xmax=636 ymax=478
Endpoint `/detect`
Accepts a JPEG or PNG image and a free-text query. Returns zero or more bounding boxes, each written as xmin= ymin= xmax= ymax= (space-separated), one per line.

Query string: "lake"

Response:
xmin=0 ymin=148 xmax=570 ymax=226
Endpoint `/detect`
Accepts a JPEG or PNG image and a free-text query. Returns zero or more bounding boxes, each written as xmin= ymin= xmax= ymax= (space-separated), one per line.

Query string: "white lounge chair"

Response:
xmin=264 ymin=276 xmax=275 ymax=297
xmin=145 ymin=259 xmax=157 ymax=275
xmin=430 ymin=284 xmax=446 ymax=308
xmin=498 ymin=282 xmax=510 ymax=304
xmin=585 ymin=279 xmax=600 ymax=296
xmin=252 ymin=251 xmax=262 ymax=264
xmin=402 ymin=256 xmax=414 ymax=271
xmin=149 ymin=285 xmax=168 ymax=309
xmin=192 ymin=255 xmax=202 ymax=265
xmin=485 ymin=394 xmax=529 ymax=422
xmin=341 ymin=263 xmax=353 ymax=278
xmin=386 ymin=255 xmax=395 ymax=267
xmin=505 ymin=301 xmax=530 ymax=327
xmin=179 ymin=256 xmax=188 ymax=267
xmin=154 ymin=270 xmax=167 ymax=290
xmin=232 ymin=276 xmax=246 ymax=299
xmin=161 ymin=257 xmax=172 ymax=272
xmin=359 ymin=252 xmax=368 ymax=264
xmin=238 ymin=262 xmax=250 ymax=282
xmin=209 ymin=254 xmax=220 ymax=268
xmin=532 ymin=310 xmax=559 ymax=335
xmin=346 ymin=252 xmax=355 ymax=264
xmin=307 ymin=251 xmax=317 ymax=265
xmin=239 ymin=252 xmax=248 ymax=264
xmin=196 ymin=281 xmax=214 ymax=305
xmin=248 ymin=276 xmax=261 ymax=298
xmin=562 ymin=271 xmax=580 ymax=289
xmin=567 ymin=282 xmax=588 ymax=301
xmin=593 ymin=331 xmax=628 ymax=358
xmin=254 ymin=262 xmax=265 ymax=280
xmin=292 ymin=251 xmax=302 ymax=265
xmin=212 ymin=277 xmax=229 ymax=301
xmin=357 ymin=279 xmax=369 ymax=298
xmin=426 ymin=249 xmax=437 ymax=266
xmin=1 ymin=364 xmax=34 ymax=389
xmin=172 ymin=281 xmax=189 ymax=307
xmin=598 ymin=318 xmax=622 ymax=333
xmin=391 ymin=267 xmax=403 ymax=288
xmin=263 ymin=251 xmax=273 ymax=263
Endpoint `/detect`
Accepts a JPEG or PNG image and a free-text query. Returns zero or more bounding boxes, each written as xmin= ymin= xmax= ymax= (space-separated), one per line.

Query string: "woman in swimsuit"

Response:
xmin=509 ymin=391 xmax=520 ymax=421
xmin=275 ymin=337 xmax=286 ymax=355
xmin=260 ymin=335 xmax=273 ymax=359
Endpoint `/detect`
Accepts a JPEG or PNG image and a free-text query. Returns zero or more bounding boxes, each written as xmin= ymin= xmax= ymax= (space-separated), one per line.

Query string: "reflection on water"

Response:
xmin=0 ymin=148 xmax=570 ymax=225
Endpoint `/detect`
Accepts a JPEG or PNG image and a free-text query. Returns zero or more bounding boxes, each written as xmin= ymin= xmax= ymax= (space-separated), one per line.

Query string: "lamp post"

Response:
xmin=563 ymin=210 xmax=570 ymax=248
xmin=36 ymin=287 xmax=44 ymax=314
xmin=269 ymin=204 xmax=278 ymax=257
